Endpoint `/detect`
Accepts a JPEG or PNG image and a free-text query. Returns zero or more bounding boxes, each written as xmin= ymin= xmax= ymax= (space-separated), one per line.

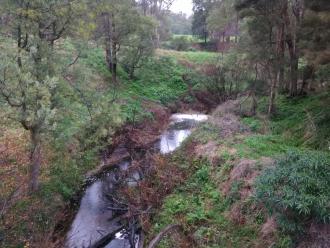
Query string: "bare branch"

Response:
xmin=147 ymin=224 xmax=182 ymax=248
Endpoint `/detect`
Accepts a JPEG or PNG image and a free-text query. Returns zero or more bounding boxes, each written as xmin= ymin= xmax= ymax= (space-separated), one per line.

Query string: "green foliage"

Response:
xmin=226 ymin=180 xmax=243 ymax=205
xmin=163 ymin=36 xmax=192 ymax=51
xmin=316 ymin=64 xmax=330 ymax=83
xmin=166 ymin=12 xmax=192 ymax=35
xmin=192 ymin=122 xmax=220 ymax=143
xmin=129 ymin=56 xmax=187 ymax=104
xmin=258 ymin=93 xmax=330 ymax=150
xmin=158 ymin=49 xmax=219 ymax=64
xmin=119 ymin=15 xmax=156 ymax=78
xmin=151 ymin=157 xmax=262 ymax=247
xmin=192 ymin=0 xmax=214 ymax=41
xmin=242 ymin=117 xmax=262 ymax=132
xmin=255 ymin=150 xmax=330 ymax=232
xmin=236 ymin=134 xmax=295 ymax=159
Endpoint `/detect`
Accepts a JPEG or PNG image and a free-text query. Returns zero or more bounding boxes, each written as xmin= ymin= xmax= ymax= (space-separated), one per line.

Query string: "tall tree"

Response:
xmin=192 ymin=0 xmax=214 ymax=43
xmin=0 ymin=0 xmax=75 ymax=191
xmin=91 ymin=0 xmax=144 ymax=83
xmin=119 ymin=15 xmax=156 ymax=79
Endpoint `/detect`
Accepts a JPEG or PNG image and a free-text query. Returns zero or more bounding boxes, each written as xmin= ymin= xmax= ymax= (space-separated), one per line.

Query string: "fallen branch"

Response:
xmin=147 ymin=224 xmax=182 ymax=248
xmin=0 ymin=185 xmax=22 ymax=219
xmin=89 ymin=224 xmax=124 ymax=248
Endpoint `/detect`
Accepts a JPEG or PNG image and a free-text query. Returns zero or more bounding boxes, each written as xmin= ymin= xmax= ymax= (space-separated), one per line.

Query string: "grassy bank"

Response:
xmin=146 ymin=94 xmax=330 ymax=247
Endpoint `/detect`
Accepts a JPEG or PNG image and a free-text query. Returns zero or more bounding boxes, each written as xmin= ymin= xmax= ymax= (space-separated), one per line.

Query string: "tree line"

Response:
xmin=192 ymin=0 xmax=329 ymax=114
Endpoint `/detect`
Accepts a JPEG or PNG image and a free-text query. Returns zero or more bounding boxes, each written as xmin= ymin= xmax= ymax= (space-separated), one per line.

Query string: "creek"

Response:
xmin=65 ymin=113 xmax=208 ymax=248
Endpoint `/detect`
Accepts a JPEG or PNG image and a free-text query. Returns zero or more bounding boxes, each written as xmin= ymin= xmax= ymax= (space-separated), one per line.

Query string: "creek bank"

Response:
xmin=65 ymin=113 xmax=209 ymax=248
xmin=144 ymin=100 xmax=280 ymax=247
xmin=51 ymin=98 xmax=210 ymax=247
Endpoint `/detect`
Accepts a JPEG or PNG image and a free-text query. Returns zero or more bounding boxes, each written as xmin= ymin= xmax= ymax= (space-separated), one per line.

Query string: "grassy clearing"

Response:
xmin=157 ymin=49 xmax=219 ymax=65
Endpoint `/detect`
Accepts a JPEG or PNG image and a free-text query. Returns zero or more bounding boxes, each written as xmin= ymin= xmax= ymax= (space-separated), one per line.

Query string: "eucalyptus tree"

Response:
xmin=192 ymin=0 xmax=215 ymax=43
xmin=236 ymin=0 xmax=305 ymax=98
xmin=0 ymin=0 xmax=76 ymax=191
xmin=91 ymin=0 xmax=143 ymax=83
xmin=119 ymin=15 xmax=156 ymax=79
xmin=207 ymin=0 xmax=237 ymax=42
xmin=136 ymin=0 xmax=174 ymax=46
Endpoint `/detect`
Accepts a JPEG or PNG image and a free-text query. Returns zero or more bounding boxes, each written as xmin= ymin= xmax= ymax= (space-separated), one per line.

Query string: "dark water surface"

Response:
xmin=66 ymin=114 xmax=208 ymax=248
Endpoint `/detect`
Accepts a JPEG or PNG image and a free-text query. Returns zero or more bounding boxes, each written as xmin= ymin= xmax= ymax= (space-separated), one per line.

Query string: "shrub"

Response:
xmin=165 ymin=36 xmax=191 ymax=51
xmin=255 ymin=150 xmax=330 ymax=232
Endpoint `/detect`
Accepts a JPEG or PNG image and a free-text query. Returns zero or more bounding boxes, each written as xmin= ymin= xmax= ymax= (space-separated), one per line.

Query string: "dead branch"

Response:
xmin=0 ymin=185 xmax=22 ymax=219
xmin=89 ymin=222 xmax=124 ymax=248
xmin=147 ymin=224 xmax=182 ymax=248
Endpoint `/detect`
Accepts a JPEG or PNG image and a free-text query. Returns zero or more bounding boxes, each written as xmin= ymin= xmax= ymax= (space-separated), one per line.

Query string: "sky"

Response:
xmin=170 ymin=0 xmax=193 ymax=17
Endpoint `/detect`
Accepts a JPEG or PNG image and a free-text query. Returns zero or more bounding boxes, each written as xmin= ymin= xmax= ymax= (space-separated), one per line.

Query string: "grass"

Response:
xmin=259 ymin=93 xmax=330 ymax=150
xmin=157 ymin=49 xmax=219 ymax=64
xmin=150 ymin=158 xmax=263 ymax=248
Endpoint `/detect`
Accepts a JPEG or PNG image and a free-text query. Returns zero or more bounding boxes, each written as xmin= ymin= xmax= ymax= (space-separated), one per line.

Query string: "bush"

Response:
xmin=164 ymin=36 xmax=192 ymax=51
xmin=255 ymin=150 xmax=330 ymax=232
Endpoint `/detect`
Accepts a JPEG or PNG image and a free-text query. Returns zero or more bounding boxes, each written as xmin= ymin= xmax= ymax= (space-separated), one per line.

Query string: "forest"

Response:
xmin=0 ymin=0 xmax=329 ymax=247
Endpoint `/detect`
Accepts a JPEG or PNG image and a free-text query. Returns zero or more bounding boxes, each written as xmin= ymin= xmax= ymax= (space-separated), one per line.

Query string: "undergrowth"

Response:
xmin=255 ymin=150 xmax=330 ymax=233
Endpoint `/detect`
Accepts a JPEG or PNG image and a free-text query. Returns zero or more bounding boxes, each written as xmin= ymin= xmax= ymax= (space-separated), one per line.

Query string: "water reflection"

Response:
xmin=160 ymin=113 xmax=208 ymax=154
xmin=66 ymin=182 xmax=119 ymax=248
xmin=66 ymin=114 xmax=208 ymax=248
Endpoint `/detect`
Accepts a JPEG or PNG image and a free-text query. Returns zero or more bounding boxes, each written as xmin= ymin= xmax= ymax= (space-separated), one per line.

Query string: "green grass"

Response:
xmin=150 ymin=158 xmax=262 ymax=248
xmin=157 ymin=49 xmax=220 ymax=64
xmin=235 ymin=134 xmax=297 ymax=159
xmin=258 ymin=93 xmax=330 ymax=150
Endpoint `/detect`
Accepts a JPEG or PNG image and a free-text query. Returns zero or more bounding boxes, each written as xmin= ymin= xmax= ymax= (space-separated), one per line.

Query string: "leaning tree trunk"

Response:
xmin=29 ymin=128 xmax=42 ymax=192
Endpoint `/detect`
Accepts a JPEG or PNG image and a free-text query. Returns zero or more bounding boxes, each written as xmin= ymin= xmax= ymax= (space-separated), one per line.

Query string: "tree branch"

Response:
xmin=147 ymin=224 xmax=182 ymax=248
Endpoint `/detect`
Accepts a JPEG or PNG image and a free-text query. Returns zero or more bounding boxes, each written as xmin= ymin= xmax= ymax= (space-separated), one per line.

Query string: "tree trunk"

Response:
xmin=268 ymin=63 xmax=277 ymax=116
xmin=103 ymin=13 xmax=113 ymax=74
xmin=283 ymin=0 xmax=302 ymax=97
xmin=276 ymin=20 xmax=285 ymax=92
xmin=268 ymin=78 xmax=276 ymax=116
xmin=29 ymin=128 xmax=41 ymax=192
xmin=289 ymin=55 xmax=298 ymax=96
xmin=111 ymin=41 xmax=117 ymax=84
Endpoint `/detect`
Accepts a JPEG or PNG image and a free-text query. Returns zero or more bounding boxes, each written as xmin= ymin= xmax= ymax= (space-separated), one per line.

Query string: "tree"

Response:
xmin=91 ymin=0 xmax=144 ymax=83
xmin=166 ymin=12 xmax=192 ymax=35
xmin=119 ymin=15 xmax=156 ymax=79
xmin=136 ymin=0 xmax=175 ymax=46
xmin=192 ymin=0 xmax=214 ymax=43
xmin=207 ymin=0 xmax=236 ymax=37
xmin=0 ymin=0 xmax=75 ymax=192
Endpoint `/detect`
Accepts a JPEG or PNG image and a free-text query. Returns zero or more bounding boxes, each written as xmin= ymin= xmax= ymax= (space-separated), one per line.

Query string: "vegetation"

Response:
xmin=255 ymin=150 xmax=330 ymax=232
xmin=0 ymin=0 xmax=329 ymax=247
xmin=166 ymin=12 xmax=192 ymax=35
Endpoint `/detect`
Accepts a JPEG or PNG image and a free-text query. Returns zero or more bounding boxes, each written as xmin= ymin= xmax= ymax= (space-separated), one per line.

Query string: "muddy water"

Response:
xmin=66 ymin=114 xmax=208 ymax=248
